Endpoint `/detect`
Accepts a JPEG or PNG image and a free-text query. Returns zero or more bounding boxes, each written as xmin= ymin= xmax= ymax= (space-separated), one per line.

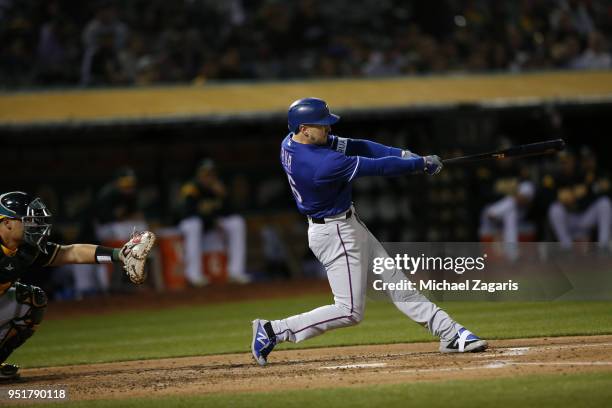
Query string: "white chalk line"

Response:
xmin=504 ymin=347 xmax=530 ymax=355
xmin=474 ymin=342 xmax=612 ymax=358
xmin=495 ymin=347 xmax=530 ymax=356
xmin=534 ymin=342 xmax=612 ymax=350
xmin=488 ymin=361 xmax=612 ymax=368
xmin=320 ymin=363 xmax=388 ymax=370
xmin=471 ymin=347 xmax=531 ymax=358
xmin=317 ymin=342 xmax=612 ymax=371
xmin=484 ymin=362 xmax=508 ymax=369
xmin=397 ymin=360 xmax=612 ymax=373
xmin=397 ymin=365 xmax=488 ymax=373
xmin=496 ymin=342 xmax=612 ymax=351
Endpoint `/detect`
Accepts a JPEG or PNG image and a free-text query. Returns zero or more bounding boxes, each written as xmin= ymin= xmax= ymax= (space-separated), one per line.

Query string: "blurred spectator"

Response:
xmin=2 ymin=38 xmax=33 ymax=87
xmin=178 ymin=159 xmax=249 ymax=286
xmin=81 ymin=1 xmax=128 ymax=85
xmin=547 ymin=150 xmax=611 ymax=249
xmin=551 ymin=0 xmax=595 ymax=36
xmin=2 ymin=0 xmax=612 ymax=89
xmin=118 ymin=35 xmax=159 ymax=85
xmin=571 ymin=31 xmax=612 ymax=69
xmin=552 ymin=35 xmax=582 ymax=68
xmin=362 ymin=50 xmax=404 ymax=77
xmin=36 ymin=2 xmax=79 ymax=85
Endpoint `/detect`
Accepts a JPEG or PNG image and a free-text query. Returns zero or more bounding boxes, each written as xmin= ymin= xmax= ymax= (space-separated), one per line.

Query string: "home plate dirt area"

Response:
xmin=16 ymin=335 xmax=612 ymax=401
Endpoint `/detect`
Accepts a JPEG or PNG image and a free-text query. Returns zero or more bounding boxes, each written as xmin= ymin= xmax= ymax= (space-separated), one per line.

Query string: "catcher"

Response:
xmin=0 ymin=191 xmax=156 ymax=381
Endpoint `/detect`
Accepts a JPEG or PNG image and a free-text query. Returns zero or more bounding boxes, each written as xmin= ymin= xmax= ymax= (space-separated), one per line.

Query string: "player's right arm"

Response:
xmin=354 ymin=154 xmax=443 ymax=178
xmin=315 ymin=152 xmax=442 ymax=185
xmin=355 ymin=155 xmax=439 ymax=177
xmin=328 ymin=136 xmax=418 ymax=159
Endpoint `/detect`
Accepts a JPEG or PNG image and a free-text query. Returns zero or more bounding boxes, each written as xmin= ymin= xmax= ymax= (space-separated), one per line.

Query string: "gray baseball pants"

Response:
xmin=271 ymin=208 xmax=460 ymax=343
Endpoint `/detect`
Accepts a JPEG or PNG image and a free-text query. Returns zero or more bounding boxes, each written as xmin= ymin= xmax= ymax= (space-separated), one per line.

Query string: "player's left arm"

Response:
xmin=328 ymin=135 xmax=417 ymax=159
xmin=49 ymin=244 xmax=101 ymax=266
xmin=47 ymin=231 xmax=156 ymax=284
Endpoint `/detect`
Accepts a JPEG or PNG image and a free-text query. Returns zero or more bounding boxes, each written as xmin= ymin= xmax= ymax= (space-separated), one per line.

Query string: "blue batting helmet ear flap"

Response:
xmin=287 ymin=97 xmax=340 ymax=133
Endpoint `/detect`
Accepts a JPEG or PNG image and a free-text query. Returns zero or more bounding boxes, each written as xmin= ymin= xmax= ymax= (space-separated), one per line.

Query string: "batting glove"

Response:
xmin=423 ymin=155 xmax=443 ymax=175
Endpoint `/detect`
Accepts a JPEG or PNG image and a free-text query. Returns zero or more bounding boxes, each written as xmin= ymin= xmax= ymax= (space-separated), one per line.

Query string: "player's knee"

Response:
xmin=349 ymin=310 xmax=364 ymax=325
xmin=226 ymin=215 xmax=246 ymax=233
xmin=0 ymin=284 xmax=47 ymax=362
xmin=347 ymin=305 xmax=365 ymax=325
xmin=335 ymin=301 xmax=364 ymax=326
xmin=180 ymin=216 xmax=203 ymax=234
xmin=0 ymin=317 xmax=40 ymax=362
xmin=14 ymin=283 xmax=48 ymax=325
xmin=548 ymin=202 xmax=565 ymax=223
xmin=596 ymin=196 xmax=611 ymax=213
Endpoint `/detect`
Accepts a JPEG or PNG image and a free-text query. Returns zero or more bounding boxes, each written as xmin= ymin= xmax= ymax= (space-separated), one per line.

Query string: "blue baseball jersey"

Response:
xmin=280 ymin=133 xmax=425 ymax=218
xmin=280 ymin=134 xmax=357 ymax=218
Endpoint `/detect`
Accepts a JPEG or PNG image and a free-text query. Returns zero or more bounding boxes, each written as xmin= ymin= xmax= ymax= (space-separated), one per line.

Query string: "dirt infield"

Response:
xmin=13 ymin=335 xmax=612 ymax=401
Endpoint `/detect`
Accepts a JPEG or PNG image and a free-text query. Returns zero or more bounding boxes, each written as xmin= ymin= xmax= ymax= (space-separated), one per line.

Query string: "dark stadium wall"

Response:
xmin=1 ymin=102 xmax=610 ymax=242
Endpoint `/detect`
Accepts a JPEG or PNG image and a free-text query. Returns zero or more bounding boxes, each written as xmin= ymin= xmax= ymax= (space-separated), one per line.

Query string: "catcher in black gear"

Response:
xmin=0 ymin=191 xmax=155 ymax=381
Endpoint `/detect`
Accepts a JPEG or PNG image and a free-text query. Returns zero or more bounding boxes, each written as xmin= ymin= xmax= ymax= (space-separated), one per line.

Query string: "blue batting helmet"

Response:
xmin=287 ymin=97 xmax=340 ymax=132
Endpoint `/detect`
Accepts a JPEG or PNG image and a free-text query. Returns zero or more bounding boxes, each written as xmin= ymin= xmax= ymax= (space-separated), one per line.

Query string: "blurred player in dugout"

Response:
xmin=477 ymin=153 xmax=538 ymax=245
xmin=178 ymin=159 xmax=249 ymax=286
xmin=96 ymin=167 xmax=148 ymax=241
xmin=546 ymin=149 xmax=611 ymax=249
xmin=72 ymin=167 xmax=148 ymax=295
xmin=479 ymin=179 xmax=536 ymax=244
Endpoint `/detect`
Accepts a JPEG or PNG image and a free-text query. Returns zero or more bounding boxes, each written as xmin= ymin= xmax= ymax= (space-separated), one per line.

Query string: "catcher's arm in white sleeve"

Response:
xmin=50 ymin=231 xmax=156 ymax=284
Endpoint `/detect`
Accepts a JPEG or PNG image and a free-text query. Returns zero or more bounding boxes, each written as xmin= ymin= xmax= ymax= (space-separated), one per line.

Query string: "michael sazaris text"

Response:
xmin=372 ymin=254 xmax=487 ymax=275
xmin=372 ymin=279 xmax=519 ymax=293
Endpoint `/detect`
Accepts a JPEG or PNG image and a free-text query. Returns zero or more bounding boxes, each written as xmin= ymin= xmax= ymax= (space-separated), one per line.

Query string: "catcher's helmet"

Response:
xmin=287 ymin=97 xmax=340 ymax=133
xmin=0 ymin=191 xmax=52 ymax=253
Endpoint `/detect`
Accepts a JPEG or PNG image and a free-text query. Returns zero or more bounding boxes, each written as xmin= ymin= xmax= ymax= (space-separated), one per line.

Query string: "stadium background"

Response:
xmin=1 ymin=1 xmax=611 ymax=406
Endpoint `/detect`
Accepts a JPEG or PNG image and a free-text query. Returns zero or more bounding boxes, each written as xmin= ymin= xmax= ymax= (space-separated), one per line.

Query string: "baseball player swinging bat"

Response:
xmin=251 ymin=97 xmax=488 ymax=367
xmin=443 ymin=139 xmax=565 ymax=165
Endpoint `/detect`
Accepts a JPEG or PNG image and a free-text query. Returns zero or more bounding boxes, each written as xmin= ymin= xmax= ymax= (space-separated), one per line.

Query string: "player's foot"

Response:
xmin=229 ymin=274 xmax=252 ymax=284
xmin=186 ymin=279 xmax=208 ymax=288
xmin=251 ymin=319 xmax=277 ymax=366
xmin=0 ymin=363 xmax=20 ymax=381
xmin=440 ymin=327 xmax=488 ymax=353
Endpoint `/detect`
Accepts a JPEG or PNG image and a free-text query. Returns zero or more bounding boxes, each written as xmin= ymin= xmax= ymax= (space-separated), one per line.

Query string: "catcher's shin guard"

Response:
xmin=0 ymin=283 xmax=47 ymax=364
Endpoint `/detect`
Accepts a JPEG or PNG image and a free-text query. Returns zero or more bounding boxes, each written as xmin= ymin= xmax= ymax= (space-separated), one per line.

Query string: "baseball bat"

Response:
xmin=442 ymin=139 xmax=565 ymax=165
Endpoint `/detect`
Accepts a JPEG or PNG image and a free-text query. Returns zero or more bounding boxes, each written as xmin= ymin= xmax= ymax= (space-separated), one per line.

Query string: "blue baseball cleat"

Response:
xmin=440 ymin=327 xmax=488 ymax=353
xmin=251 ymin=319 xmax=277 ymax=366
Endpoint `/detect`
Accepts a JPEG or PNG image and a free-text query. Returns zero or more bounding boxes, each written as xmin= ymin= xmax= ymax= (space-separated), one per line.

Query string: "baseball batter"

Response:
xmin=0 ymin=191 xmax=155 ymax=380
xmin=251 ymin=98 xmax=487 ymax=366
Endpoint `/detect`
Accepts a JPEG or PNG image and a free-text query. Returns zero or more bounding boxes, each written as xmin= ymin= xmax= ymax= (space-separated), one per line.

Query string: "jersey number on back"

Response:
xmin=286 ymin=174 xmax=303 ymax=203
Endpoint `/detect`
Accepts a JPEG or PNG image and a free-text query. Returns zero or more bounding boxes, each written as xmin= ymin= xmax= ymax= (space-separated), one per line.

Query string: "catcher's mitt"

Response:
xmin=120 ymin=230 xmax=156 ymax=284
